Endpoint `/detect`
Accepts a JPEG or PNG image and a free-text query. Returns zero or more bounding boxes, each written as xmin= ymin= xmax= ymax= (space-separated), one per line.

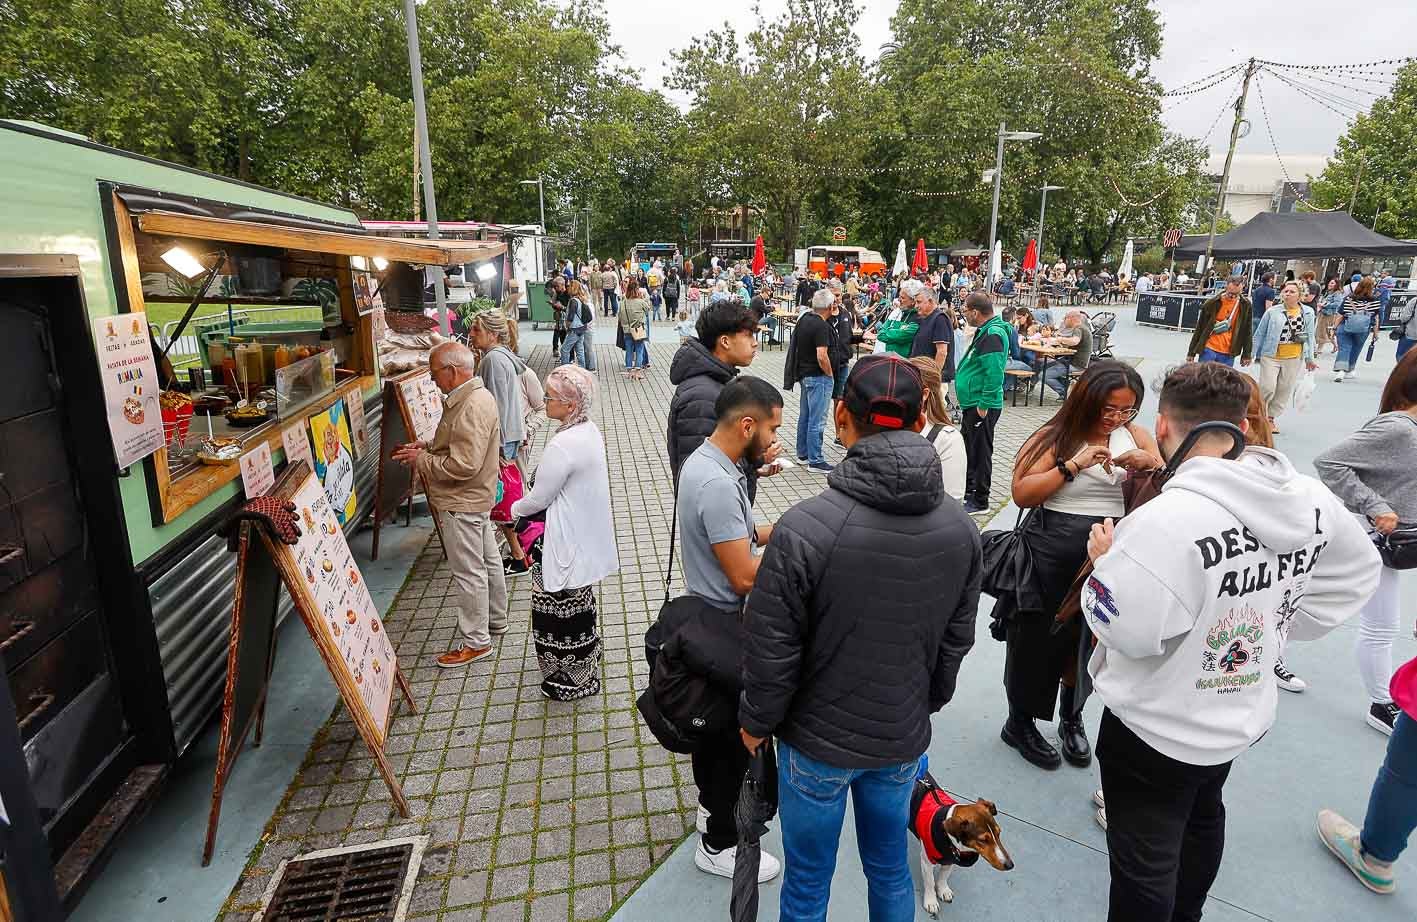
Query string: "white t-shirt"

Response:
xmin=924 ymin=421 xmax=967 ymax=502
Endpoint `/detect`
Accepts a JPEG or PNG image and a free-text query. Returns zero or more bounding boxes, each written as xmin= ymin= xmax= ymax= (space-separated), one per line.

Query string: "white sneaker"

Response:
xmin=696 ymin=804 xmax=709 ymax=835
xmin=1333 ymin=370 xmax=1346 ymax=382
xmin=1093 ymin=789 xmax=1107 ymax=831
xmin=1274 ymin=659 xmax=1307 ymax=693
xmin=694 ymin=840 xmax=781 ymax=882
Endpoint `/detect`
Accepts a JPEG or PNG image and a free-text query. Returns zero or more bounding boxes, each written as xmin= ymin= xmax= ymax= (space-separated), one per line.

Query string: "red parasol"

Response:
xmin=911 ymin=238 xmax=928 ymax=275
xmin=751 ymin=235 xmax=766 ymax=275
xmin=1022 ymin=238 xmax=1038 ymax=272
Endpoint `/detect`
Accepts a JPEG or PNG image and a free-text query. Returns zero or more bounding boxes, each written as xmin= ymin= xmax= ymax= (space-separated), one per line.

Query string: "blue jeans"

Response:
xmin=1398 ymin=337 xmax=1417 ymax=361
xmin=1362 ymin=711 xmax=1417 ymax=862
xmin=1043 ymin=360 xmax=1076 ymax=396
xmin=501 ymin=440 xmax=520 ymax=462
xmin=1198 ymin=347 xmax=1234 ymax=366
xmin=625 ymin=336 xmax=647 ymax=370
xmin=796 ymin=374 xmax=833 ymax=466
xmin=777 ymin=740 xmax=918 ymax=922
xmin=560 ymin=327 xmax=592 ymax=369
xmin=1336 ymin=329 xmax=1368 ymax=372
xmin=602 ymin=289 xmax=619 ymax=315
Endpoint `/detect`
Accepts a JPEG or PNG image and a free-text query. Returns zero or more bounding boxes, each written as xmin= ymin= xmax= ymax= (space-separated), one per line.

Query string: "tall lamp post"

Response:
xmin=986 ymin=123 xmax=1042 ymax=285
xmin=402 ymin=0 xmax=448 ymax=334
xmin=1033 ymin=184 xmax=1064 ymax=304
xmin=519 ymin=176 xmax=546 ymax=280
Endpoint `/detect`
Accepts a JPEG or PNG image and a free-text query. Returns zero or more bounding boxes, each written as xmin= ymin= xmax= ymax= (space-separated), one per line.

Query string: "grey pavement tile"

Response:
xmin=529 ymin=891 xmax=569 ymax=922
xmin=485 ymin=901 xmax=526 ymax=922
xmin=447 ymin=872 xmax=488 ymax=908
xmin=490 ymin=862 xmax=532 ymax=901
xmin=572 ymin=884 xmax=612 ymax=921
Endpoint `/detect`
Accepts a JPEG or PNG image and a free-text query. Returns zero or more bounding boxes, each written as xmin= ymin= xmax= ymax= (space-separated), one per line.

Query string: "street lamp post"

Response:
xmin=519 ymin=176 xmax=545 ymax=280
xmin=986 ymin=123 xmax=1042 ymax=286
xmin=1033 ymin=184 xmax=1064 ymax=304
xmin=402 ymin=0 xmax=448 ymax=334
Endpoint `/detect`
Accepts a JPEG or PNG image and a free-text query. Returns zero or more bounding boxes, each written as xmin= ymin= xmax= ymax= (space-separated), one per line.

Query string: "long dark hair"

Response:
xmin=1380 ymin=347 xmax=1417 ymax=413
xmin=1017 ymin=360 xmax=1145 ymax=471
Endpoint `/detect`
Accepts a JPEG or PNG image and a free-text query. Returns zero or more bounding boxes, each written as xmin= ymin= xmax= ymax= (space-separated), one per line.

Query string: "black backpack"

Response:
xmin=664 ymin=276 xmax=680 ymax=297
xmin=637 ymin=596 xmax=743 ymax=754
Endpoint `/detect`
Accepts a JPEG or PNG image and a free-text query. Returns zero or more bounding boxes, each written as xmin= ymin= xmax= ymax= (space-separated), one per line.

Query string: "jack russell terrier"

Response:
xmin=909 ymin=769 xmax=1013 ymax=915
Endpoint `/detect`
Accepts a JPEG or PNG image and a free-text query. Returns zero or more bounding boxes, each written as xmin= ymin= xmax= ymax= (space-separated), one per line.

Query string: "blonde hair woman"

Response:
xmin=910 ymin=356 xmax=967 ymax=502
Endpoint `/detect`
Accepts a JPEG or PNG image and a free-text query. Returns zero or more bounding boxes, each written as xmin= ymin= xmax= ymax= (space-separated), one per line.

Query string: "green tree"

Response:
xmin=1308 ymin=61 xmax=1417 ymax=239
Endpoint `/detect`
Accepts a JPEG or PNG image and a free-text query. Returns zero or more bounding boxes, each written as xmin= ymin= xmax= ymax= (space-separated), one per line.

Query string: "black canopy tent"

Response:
xmin=1174 ymin=212 xmax=1417 ymax=260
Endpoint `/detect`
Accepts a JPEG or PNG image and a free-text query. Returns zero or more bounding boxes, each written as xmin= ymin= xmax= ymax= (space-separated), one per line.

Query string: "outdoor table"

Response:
xmin=1023 ymin=342 xmax=1078 ymax=406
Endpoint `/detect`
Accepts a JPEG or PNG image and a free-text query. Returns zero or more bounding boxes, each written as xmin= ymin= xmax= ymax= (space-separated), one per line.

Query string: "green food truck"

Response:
xmin=0 ymin=119 xmax=502 ymax=913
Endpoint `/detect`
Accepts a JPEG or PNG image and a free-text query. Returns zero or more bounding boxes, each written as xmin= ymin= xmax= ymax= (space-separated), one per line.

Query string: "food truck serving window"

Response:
xmin=107 ymin=193 xmax=502 ymax=525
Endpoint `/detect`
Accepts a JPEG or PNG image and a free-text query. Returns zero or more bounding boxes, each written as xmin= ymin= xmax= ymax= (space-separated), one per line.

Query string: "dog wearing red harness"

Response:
xmin=909 ymin=769 xmax=1013 ymax=915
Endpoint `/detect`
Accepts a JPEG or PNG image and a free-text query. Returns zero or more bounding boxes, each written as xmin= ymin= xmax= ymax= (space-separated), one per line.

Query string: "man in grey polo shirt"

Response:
xmin=676 ymin=375 xmax=784 ymax=882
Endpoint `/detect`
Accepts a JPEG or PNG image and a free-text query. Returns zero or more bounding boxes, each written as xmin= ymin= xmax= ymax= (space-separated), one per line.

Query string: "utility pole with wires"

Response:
xmin=1348 ymin=153 xmax=1365 ymax=216
xmin=1203 ymin=58 xmax=1257 ymax=280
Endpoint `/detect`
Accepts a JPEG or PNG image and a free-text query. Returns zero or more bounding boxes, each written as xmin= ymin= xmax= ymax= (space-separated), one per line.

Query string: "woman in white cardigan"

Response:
xmin=510 ymin=364 xmax=618 ymax=700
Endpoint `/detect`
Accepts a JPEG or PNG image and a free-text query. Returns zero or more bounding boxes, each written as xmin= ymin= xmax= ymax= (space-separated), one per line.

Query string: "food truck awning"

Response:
xmin=135 ymin=211 xmax=506 ymax=266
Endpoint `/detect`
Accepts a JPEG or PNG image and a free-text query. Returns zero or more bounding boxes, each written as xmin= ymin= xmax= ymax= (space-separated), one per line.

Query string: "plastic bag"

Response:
xmin=1292 ymin=370 xmax=1317 ymax=413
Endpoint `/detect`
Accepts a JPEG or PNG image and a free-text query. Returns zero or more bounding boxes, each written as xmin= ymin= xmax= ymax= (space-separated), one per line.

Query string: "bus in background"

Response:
xmin=806 ymin=245 xmax=887 ymax=279
xmin=631 ymin=242 xmax=680 ymax=272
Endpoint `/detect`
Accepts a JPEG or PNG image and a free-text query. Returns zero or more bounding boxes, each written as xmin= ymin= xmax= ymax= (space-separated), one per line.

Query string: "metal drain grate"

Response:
xmin=257 ymin=838 xmax=424 ymax=922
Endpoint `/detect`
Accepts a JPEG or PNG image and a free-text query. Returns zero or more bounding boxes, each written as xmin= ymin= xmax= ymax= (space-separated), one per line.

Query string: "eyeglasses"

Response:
xmin=430 ymin=364 xmax=454 ymax=376
xmin=1100 ymin=407 xmax=1138 ymax=421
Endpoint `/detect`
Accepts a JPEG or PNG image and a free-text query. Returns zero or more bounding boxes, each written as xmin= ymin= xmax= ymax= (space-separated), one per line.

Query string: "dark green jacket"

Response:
xmin=1187 ymin=293 xmax=1253 ymax=361
xmin=956 ymin=315 xmax=1011 ymax=410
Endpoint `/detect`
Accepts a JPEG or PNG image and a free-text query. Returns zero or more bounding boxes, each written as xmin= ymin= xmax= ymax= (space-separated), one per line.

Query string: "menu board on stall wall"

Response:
xmin=398 ymin=372 xmax=444 ymax=443
xmin=93 ymin=312 xmax=166 ymax=468
xmin=344 ymin=392 xmax=369 ymax=459
xmin=289 ymin=471 xmax=398 ymax=740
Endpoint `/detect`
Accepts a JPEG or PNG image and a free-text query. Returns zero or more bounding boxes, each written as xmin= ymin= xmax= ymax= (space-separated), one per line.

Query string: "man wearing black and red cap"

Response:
xmin=738 ymin=353 xmax=982 ymax=921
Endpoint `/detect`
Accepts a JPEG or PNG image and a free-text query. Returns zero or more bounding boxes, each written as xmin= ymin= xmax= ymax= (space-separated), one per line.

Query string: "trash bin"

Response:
xmin=527 ymin=281 xmax=554 ymax=329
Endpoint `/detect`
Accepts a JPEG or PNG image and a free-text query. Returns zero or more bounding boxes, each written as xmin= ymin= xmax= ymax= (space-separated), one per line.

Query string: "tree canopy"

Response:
xmin=0 ymin=0 xmax=1239 ymax=266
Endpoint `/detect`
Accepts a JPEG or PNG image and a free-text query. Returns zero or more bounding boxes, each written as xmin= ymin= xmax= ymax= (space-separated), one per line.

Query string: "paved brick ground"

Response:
xmin=217 ymin=338 xmax=1058 ymax=922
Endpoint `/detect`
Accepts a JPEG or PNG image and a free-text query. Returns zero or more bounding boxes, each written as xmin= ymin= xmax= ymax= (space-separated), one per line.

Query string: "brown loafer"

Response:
xmin=436 ymin=645 xmax=492 ymax=668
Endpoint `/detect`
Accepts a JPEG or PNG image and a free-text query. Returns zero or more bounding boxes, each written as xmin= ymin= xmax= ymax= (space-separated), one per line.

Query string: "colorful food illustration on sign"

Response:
xmin=370 ymin=617 xmax=381 ymax=633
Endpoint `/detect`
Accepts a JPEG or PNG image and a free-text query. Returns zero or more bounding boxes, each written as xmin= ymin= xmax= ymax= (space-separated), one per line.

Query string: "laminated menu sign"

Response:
xmin=289 ymin=471 xmax=396 ymax=739
xmin=344 ymin=392 xmax=369 ymax=459
xmin=239 ymin=442 xmax=275 ymax=498
xmin=94 ymin=312 xmax=165 ymax=468
xmin=281 ymin=422 xmax=314 ymax=471
xmin=398 ymin=373 xmax=443 ymax=443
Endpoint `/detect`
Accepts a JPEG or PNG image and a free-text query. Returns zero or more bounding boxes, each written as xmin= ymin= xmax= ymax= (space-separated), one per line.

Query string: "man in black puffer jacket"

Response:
xmin=739 ymin=353 xmax=981 ymax=922
xmin=667 ymin=299 xmax=764 ymax=494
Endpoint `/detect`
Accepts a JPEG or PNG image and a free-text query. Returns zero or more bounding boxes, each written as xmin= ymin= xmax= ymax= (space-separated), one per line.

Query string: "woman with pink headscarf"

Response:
xmin=510 ymin=364 xmax=618 ymax=700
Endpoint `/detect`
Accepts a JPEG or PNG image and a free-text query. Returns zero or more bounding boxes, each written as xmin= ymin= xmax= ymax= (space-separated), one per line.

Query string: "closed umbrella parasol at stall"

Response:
xmin=911 ymin=238 xmax=928 ymax=275
xmin=987 ymin=239 xmax=1003 ymax=286
xmin=1022 ymin=238 xmax=1038 ymax=273
xmin=730 ymin=743 xmax=778 ymax=922
xmin=1118 ymin=238 xmax=1135 ymax=283
xmin=751 ymin=235 xmax=766 ymax=276
xmin=893 ymin=239 xmax=908 ymax=277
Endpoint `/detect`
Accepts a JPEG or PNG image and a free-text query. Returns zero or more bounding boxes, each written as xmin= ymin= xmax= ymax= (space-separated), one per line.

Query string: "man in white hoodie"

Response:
xmin=1082 ymin=362 xmax=1380 ymax=922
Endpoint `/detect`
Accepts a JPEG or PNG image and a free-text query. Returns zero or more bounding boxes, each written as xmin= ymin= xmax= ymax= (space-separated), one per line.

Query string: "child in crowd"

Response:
xmin=673 ymin=310 xmax=697 ymax=342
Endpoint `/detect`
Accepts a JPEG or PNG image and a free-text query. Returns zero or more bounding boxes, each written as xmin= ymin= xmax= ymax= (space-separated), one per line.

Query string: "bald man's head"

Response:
xmin=429 ymin=341 xmax=476 ymax=394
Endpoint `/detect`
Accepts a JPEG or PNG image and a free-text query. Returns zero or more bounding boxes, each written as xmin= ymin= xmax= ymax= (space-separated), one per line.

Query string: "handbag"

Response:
xmin=491 ymin=460 xmax=523 ymax=524
xmin=630 ymin=323 xmax=648 ymax=342
xmin=980 ymin=507 xmax=1042 ymax=641
xmin=1374 ymin=527 xmax=1417 ymax=570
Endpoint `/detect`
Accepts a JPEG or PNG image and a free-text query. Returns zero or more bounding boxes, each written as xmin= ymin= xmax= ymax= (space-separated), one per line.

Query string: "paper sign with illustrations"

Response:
xmin=345 ymin=392 xmax=369 ymax=459
xmin=398 ymin=372 xmax=444 ymax=443
xmin=352 ymin=270 xmax=384 ymax=316
xmin=289 ymin=472 xmax=396 ymax=740
xmin=282 ymin=422 xmax=314 ymax=471
xmin=94 ymin=312 xmax=165 ymax=467
xmin=240 ymin=442 xmax=275 ymax=498
xmin=309 ymin=403 xmax=358 ymax=525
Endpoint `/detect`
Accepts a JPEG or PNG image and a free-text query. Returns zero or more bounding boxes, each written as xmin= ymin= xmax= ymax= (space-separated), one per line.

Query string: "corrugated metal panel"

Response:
xmin=149 ymin=392 xmax=384 ymax=756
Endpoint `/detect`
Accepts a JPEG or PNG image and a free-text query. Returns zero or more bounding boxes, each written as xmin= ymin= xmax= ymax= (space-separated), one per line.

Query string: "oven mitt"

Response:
xmin=221 ymin=496 xmax=302 ymax=551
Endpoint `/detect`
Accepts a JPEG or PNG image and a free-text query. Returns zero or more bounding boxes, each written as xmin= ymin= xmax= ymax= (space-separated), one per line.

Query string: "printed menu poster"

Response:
xmin=289 ymin=471 xmax=396 ymax=740
xmin=398 ymin=372 xmax=444 ymax=443
xmin=240 ymin=442 xmax=275 ymax=498
xmin=309 ymin=403 xmax=358 ymax=525
xmin=344 ymin=392 xmax=369 ymax=459
xmin=282 ymin=423 xmax=314 ymax=472
xmin=93 ymin=312 xmax=165 ymax=468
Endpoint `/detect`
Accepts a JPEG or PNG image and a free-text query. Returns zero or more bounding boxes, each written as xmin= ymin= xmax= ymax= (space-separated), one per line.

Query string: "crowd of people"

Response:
xmin=397 ymin=245 xmax=1417 ymax=920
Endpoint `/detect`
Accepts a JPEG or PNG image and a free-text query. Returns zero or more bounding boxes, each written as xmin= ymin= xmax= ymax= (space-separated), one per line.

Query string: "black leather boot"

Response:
xmin=1001 ymin=709 xmax=1062 ymax=770
xmin=1058 ymin=685 xmax=1092 ymax=767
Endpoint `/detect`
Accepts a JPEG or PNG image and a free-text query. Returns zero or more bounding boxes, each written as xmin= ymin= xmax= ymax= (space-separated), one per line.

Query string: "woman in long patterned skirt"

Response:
xmin=510 ymin=364 xmax=619 ymax=701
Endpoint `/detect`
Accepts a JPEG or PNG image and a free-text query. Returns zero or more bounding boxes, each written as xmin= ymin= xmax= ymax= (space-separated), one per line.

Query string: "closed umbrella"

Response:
xmin=751 ymin=235 xmax=766 ymax=276
xmin=988 ymin=240 xmax=1003 ymax=286
xmin=892 ymin=239 xmax=908 ymax=277
xmin=1022 ymin=238 xmax=1038 ymax=272
xmin=730 ymin=743 xmax=778 ymax=922
xmin=911 ymin=238 xmax=928 ymax=275
xmin=1118 ymin=239 xmax=1135 ymax=282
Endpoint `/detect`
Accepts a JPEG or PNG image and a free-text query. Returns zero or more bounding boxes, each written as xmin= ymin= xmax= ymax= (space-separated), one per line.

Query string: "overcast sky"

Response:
xmin=601 ymin=0 xmax=1417 ymax=162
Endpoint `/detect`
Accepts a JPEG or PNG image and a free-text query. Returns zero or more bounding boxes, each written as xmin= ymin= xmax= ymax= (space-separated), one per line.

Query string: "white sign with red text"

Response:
xmin=94 ymin=312 xmax=166 ymax=468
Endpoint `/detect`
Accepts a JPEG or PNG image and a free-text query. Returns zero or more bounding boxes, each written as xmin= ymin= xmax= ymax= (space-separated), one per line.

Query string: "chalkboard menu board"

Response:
xmin=1136 ymin=292 xmax=1207 ymax=331
xmin=203 ymin=462 xmax=417 ymax=864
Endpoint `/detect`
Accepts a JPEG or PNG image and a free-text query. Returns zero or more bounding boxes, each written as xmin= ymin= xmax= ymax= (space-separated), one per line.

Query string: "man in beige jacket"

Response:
xmin=393 ymin=342 xmax=507 ymax=667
